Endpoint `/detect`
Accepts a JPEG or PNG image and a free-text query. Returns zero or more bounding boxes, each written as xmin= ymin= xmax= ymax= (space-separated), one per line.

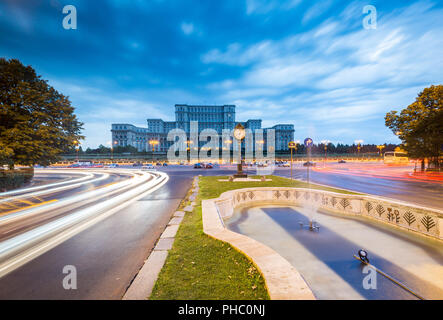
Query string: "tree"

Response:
xmin=385 ymin=85 xmax=442 ymax=170
xmin=0 ymin=58 xmax=83 ymax=168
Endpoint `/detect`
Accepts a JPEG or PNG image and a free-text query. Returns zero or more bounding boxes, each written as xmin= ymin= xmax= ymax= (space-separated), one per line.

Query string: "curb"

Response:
xmin=122 ymin=177 xmax=198 ymax=300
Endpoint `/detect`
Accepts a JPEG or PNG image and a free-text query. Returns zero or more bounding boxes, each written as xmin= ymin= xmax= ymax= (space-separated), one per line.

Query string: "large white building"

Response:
xmin=111 ymin=104 xmax=294 ymax=152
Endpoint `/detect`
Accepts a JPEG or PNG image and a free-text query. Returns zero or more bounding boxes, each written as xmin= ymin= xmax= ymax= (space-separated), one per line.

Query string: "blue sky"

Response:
xmin=1 ymin=0 xmax=442 ymax=148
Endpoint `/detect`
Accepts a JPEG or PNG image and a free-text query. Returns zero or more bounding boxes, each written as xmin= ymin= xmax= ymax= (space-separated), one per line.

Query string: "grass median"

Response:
xmin=150 ymin=175 xmax=359 ymax=300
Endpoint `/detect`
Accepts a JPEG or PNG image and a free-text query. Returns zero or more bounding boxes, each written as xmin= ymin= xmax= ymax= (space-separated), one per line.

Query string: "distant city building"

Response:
xmin=111 ymin=104 xmax=294 ymax=152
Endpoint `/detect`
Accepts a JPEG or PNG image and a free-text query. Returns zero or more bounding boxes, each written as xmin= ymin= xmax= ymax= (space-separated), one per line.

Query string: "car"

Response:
xmin=303 ymin=161 xmax=316 ymax=167
xmin=132 ymin=162 xmax=142 ymax=167
xmin=67 ymin=163 xmax=81 ymax=168
xmin=141 ymin=164 xmax=155 ymax=170
xmin=338 ymin=160 xmax=347 ymax=163
xmin=104 ymin=163 xmax=119 ymax=168
xmin=256 ymin=162 xmax=268 ymax=167
xmin=194 ymin=163 xmax=203 ymax=169
xmin=278 ymin=162 xmax=290 ymax=167
xmin=204 ymin=163 xmax=213 ymax=169
xmin=162 ymin=163 xmax=168 ymax=166
xmin=156 ymin=162 xmax=162 ymax=166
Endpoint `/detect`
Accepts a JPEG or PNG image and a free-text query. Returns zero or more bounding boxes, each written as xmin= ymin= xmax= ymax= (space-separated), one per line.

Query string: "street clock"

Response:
xmin=233 ymin=123 xmax=246 ymax=141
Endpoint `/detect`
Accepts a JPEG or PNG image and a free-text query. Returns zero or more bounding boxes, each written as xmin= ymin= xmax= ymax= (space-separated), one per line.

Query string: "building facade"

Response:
xmin=111 ymin=104 xmax=294 ymax=152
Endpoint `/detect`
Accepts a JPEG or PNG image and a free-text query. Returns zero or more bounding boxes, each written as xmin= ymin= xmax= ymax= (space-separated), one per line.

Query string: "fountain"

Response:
xmin=298 ymin=137 xmax=319 ymax=232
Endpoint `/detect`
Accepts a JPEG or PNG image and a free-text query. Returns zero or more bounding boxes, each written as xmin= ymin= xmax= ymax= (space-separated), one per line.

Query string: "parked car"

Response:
xmin=278 ymin=162 xmax=290 ymax=167
xmin=132 ymin=162 xmax=142 ymax=167
xmin=205 ymin=163 xmax=213 ymax=169
xmin=67 ymin=163 xmax=81 ymax=168
xmin=338 ymin=159 xmax=347 ymax=163
xmin=303 ymin=161 xmax=316 ymax=167
xmin=141 ymin=164 xmax=155 ymax=170
xmin=156 ymin=162 xmax=162 ymax=166
xmin=162 ymin=163 xmax=168 ymax=166
xmin=194 ymin=163 xmax=203 ymax=169
xmin=104 ymin=163 xmax=119 ymax=168
xmin=256 ymin=162 xmax=268 ymax=167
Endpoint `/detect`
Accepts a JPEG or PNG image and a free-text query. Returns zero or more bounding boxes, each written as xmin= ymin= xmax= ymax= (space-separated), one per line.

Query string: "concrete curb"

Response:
xmin=122 ymin=177 xmax=198 ymax=300
xmin=202 ymin=198 xmax=316 ymax=300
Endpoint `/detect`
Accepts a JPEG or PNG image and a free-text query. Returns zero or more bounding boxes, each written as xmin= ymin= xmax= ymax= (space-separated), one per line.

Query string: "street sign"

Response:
xmin=304 ymin=137 xmax=313 ymax=147
xmin=288 ymin=141 xmax=296 ymax=149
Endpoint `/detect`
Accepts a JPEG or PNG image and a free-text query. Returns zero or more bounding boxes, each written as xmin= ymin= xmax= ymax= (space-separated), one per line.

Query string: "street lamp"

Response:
xmin=321 ymin=140 xmax=330 ymax=167
xmin=377 ymin=145 xmax=385 ymax=159
xmin=288 ymin=140 xmax=299 ymax=180
xmin=149 ymin=139 xmax=159 ymax=162
xmin=186 ymin=139 xmax=193 ymax=163
xmin=73 ymin=140 xmax=79 ymax=162
xmin=225 ymin=139 xmax=233 ymax=164
xmin=111 ymin=140 xmax=118 ymax=161
xmin=355 ymin=140 xmax=364 ymax=159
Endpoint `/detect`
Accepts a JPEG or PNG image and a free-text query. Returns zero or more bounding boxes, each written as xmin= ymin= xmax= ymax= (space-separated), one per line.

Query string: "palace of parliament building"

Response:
xmin=111 ymin=104 xmax=294 ymax=152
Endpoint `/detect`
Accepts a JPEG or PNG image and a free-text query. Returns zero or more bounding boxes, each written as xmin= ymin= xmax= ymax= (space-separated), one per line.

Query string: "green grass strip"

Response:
xmin=150 ymin=175 xmax=358 ymax=300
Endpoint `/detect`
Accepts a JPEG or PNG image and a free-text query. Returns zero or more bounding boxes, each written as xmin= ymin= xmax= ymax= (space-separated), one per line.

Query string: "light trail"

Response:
xmin=0 ymin=171 xmax=109 ymax=205
xmin=0 ymin=170 xmax=169 ymax=278
xmin=0 ymin=171 xmax=136 ymax=224
xmin=0 ymin=170 xmax=94 ymax=197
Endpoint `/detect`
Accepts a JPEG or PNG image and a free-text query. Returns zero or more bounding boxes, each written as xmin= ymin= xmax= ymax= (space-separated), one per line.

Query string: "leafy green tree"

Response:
xmin=0 ymin=58 xmax=83 ymax=168
xmin=385 ymin=85 xmax=442 ymax=170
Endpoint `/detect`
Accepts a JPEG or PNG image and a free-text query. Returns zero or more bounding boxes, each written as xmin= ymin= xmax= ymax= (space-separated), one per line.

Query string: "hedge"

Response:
xmin=0 ymin=168 xmax=34 ymax=191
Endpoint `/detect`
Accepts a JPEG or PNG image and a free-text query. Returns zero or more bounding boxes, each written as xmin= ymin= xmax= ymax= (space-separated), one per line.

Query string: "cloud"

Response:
xmin=245 ymin=0 xmax=302 ymax=15
xmin=2 ymin=0 xmax=442 ymax=146
xmin=201 ymin=1 xmax=443 ymax=142
xmin=181 ymin=22 xmax=194 ymax=35
xmin=301 ymin=0 xmax=334 ymax=24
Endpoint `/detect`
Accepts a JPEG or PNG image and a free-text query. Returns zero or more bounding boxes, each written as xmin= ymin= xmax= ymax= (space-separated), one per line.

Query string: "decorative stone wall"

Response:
xmin=214 ymin=187 xmax=443 ymax=241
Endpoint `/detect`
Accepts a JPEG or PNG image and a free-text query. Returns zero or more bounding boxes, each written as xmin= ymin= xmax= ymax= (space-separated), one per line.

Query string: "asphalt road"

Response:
xmin=270 ymin=163 xmax=443 ymax=210
xmin=0 ymin=169 xmax=174 ymax=299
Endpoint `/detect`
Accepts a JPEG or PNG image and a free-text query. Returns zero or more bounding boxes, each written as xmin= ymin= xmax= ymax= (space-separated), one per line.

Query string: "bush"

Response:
xmin=0 ymin=167 xmax=34 ymax=191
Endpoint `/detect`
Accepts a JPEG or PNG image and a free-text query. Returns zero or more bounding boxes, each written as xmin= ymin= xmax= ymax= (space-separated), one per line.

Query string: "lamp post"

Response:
xmin=377 ymin=145 xmax=385 ymax=159
xmin=288 ymin=141 xmax=298 ymax=180
xmin=111 ymin=140 xmax=118 ymax=161
xmin=233 ymin=123 xmax=247 ymax=178
xmin=224 ymin=139 xmax=232 ymax=164
xmin=186 ymin=139 xmax=193 ymax=164
xmin=149 ymin=139 xmax=159 ymax=163
xmin=74 ymin=140 xmax=79 ymax=162
xmin=355 ymin=140 xmax=364 ymax=159
xmin=321 ymin=140 xmax=330 ymax=168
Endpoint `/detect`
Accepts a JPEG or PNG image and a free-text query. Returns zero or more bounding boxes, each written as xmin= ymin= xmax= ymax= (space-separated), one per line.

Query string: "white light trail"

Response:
xmin=0 ymin=171 xmax=169 ymax=277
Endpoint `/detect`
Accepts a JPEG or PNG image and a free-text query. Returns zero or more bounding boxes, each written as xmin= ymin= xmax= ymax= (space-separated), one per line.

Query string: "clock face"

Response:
xmin=234 ymin=128 xmax=245 ymax=140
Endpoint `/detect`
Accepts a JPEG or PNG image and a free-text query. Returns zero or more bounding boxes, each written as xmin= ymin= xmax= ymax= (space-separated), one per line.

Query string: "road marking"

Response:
xmin=0 ymin=200 xmax=58 ymax=218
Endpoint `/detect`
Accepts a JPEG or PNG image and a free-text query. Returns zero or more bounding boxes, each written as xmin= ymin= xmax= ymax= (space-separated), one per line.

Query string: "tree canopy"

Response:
xmin=385 ymin=85 xmax=442 ymax=169
xmin=0 ymin=58 xmax=83 ymax=168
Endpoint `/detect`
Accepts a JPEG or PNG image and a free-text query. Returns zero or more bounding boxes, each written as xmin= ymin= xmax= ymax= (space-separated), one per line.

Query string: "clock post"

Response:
xmin=233 ymin=123 xmax=247 ymax=178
